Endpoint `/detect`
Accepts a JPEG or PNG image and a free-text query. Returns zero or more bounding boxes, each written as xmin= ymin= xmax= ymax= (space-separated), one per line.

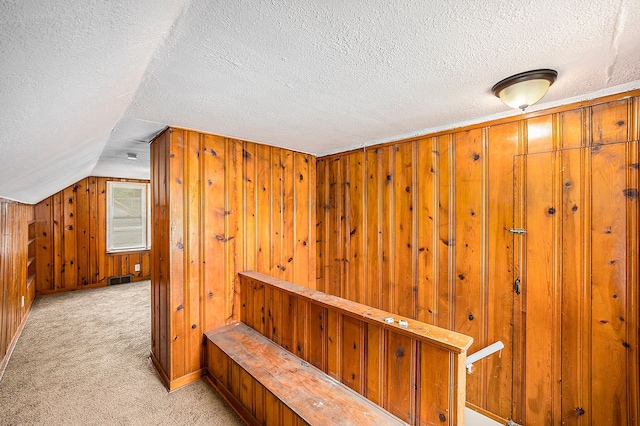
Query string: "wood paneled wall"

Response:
xmin=150 ymin=128 xmax=316 ymax=390
xmin=516 ymin=140 xmax=639 ymax=425
xmin=0 ymin=199 xmax=35 ymax=376
xmin=317 ymin=91 xmax=640 ymax=423
xmin=34 ymin=177 xmax=151 ymax=295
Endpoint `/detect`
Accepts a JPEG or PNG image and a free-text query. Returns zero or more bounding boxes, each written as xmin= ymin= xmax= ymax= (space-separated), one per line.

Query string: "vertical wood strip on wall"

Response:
xmin=394 ymin=143 xmax=415 ymax=318
xmin=453 ymin=129 xmax=484 ymax=406
xmin=591 ymin=142 xmax=628 ymax=424
xmin=511 ymin=145 xmax=526 ymax=422
xmin=626 ymin=138 xmax=639 ymax=424
xmin=382 ymin=147 xmax=395 ymax=314
xmin=416 ymin=138 xmax=437 ymax=325
xmin=186 ymin=131 xmax=202 ymax=374
xmin=75 ymin=179 xmax=90 ymax=286
xmin=523 ymin=150 xmax=559 ymax=425
xmin=169 ymin=128 xmax=186 ymax=380
xmin=560 ymin=146 xmax=589 ymax=426
xmin=255 ymin=144 xmax=272 ymax=277
xmin=347 ymin=150 xmax=365 ymax=304
xmin=366 ymin=148 xmax=382 ymax=309
xmin=485 ymin=122 xmax=518 ymax=417
xmin=316 ymin=154 xmax=327 ymax=293
xmin=271 ymin=149 xmax=283 ymax=280
xmin=438 ymin=135 xmax=453 ymax=331
xmin=226 ymin=139 xmax=243 ymax=330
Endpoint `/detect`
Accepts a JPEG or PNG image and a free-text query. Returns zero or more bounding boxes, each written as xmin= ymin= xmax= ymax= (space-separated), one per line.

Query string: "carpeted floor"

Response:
xmin=0 ymin=281 xmax=243 ymax=426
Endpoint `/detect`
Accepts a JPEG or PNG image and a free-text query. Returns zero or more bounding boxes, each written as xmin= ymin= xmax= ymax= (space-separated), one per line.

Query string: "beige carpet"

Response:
xmin=0 ymin=281 xmax=243 ymax=426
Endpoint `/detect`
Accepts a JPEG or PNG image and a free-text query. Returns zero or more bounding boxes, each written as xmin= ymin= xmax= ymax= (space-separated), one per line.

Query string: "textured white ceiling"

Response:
xmin=1 ymin=0 xmax=639 ymax=203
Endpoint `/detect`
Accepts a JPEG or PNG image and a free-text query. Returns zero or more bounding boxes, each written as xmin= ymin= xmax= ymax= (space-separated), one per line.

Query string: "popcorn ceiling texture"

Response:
xmin=1 ymin=0 xmax=639 ymax=203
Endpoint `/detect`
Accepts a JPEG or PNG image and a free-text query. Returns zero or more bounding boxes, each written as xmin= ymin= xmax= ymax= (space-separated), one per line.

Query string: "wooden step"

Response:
xmin=206 ymin=322 xmax=408 ymax=426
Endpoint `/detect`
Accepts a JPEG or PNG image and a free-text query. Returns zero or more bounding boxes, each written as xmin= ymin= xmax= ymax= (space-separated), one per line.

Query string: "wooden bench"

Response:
xmin=206 ymin=322 xmax=407 ymax=425
xmin=205 ymin=271 xmax=473 ymax=425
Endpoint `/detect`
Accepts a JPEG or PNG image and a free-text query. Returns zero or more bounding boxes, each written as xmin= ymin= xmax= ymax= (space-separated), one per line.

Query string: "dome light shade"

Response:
xmin=492 ymin=69 xmax=557 ymax=111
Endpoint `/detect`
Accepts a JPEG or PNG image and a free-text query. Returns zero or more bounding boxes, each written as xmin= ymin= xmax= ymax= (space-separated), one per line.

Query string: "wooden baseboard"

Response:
xmin=204 ymin=373 xmax=258 ymax=426
xmin=36 ymin=282 xmax=107 ymax=296
xmin=36 ymin=276 xmax=151 ymax=296
xmin=149 ymin=352 xmax=205 ymax=392
xmin=149 ymin=351 xmax=171 ymax=389
xmin=465 ymin=402 xmax=509 ymax=424
xmin=168 ymin=368 xmax=205 ymax=391
xmin=0 ymin=302 xmax=34 ymax=381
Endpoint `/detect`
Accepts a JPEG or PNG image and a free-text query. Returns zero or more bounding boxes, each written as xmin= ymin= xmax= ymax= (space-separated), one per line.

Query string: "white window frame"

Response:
xmin=106 ymin=181 xmax=151 ymax=253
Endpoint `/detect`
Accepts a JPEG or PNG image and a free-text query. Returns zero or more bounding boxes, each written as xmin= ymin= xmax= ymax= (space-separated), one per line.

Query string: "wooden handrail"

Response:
xmin=239 ymin=270 xmax=473 ymax=354
xmin=238 ymin=270 xmax=473 ymax=425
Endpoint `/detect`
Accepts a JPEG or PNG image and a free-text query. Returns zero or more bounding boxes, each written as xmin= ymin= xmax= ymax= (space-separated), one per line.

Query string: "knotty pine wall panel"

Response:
xmin=317 ymin=90 xmax=640 ymax=423
xmin=150 ymin=127 xmax=316 ymax=390
xmin=0 ymin=199 xmax=35 ymax=375
xmin=34 ymin=177 xmax=151 ymax=295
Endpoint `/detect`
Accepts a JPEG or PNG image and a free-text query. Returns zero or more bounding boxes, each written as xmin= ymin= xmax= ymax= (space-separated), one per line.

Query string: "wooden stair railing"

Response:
xmin=206 ymin=271 xmax=473 ymax=425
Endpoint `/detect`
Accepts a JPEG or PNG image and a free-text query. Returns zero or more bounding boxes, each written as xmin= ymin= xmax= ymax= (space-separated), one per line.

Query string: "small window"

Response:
xmin=107 ymin=181 xmax=150 ymax=253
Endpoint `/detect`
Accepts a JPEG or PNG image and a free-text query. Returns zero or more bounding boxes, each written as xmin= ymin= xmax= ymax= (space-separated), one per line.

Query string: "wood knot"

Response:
xmin=623 ymin=188 xmax=638 ymax=199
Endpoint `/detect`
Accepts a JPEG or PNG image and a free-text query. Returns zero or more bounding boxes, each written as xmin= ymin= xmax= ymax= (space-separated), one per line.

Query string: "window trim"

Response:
xmin=106 ymin=181 xmax=151 ymax=253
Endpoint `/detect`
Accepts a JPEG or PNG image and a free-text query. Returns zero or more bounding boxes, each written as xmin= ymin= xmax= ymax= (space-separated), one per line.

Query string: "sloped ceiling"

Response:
xmin=1 ymin=0 xmax=639 ymax=204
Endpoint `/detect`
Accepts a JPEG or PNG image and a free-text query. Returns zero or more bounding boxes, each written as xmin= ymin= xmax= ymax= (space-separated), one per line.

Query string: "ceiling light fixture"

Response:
xmin=127 ymin=153 xmax=137 ymax=160
xmin=492 ymin=69 xmax=558 ymax=111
